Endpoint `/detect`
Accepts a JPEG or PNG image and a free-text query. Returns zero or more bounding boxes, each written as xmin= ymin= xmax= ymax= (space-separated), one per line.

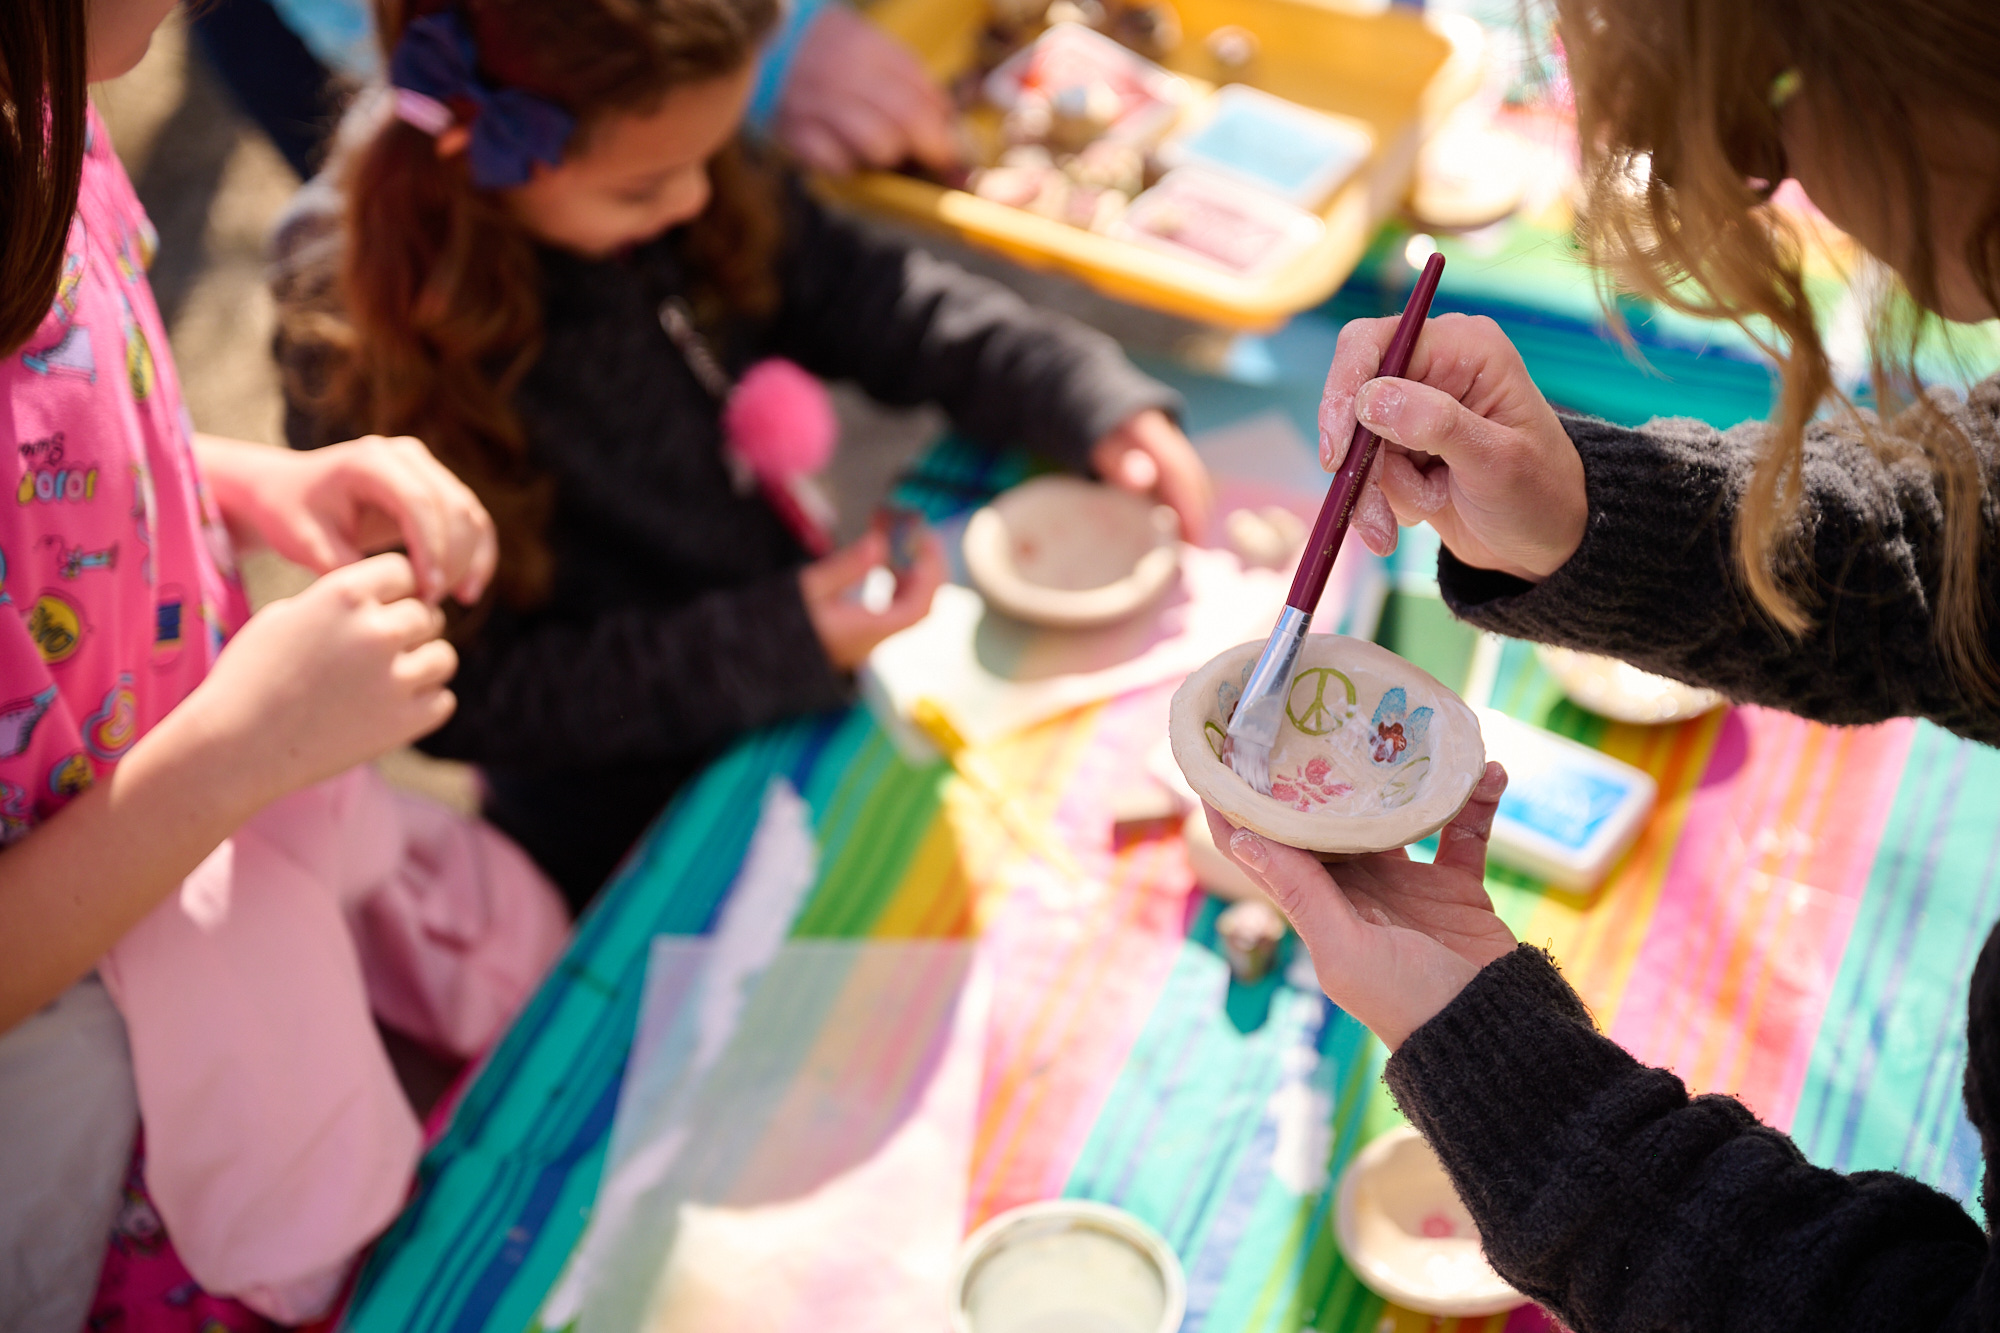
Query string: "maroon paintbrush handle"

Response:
xmin=1285 ymin=251 xmax=1446 ymax=613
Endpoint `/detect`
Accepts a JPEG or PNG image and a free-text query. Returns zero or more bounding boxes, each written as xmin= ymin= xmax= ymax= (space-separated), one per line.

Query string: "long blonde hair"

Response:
xmin=1554 ymin=0 xmax=2000 ymax=697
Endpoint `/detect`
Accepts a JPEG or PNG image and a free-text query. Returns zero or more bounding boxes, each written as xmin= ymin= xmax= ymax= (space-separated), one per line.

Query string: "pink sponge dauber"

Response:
xmin=723 ymin=358 xmax=839 ymax=555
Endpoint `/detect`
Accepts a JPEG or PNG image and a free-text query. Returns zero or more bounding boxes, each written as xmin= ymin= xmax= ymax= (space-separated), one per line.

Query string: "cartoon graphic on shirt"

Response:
xmin=0 ymin=782 xmax=31 ymax=844
xmin=20 ymin=324 xmax=95 ymax=382
xmin=25 ymin=592 xmax=84 ymax=664
xmin=42 ymin=535 xmax=117 ymax=579
xmin=0 ymin=545 xmax=11 ymax=605
xmin=0 ymin=684 xmax=58 ymax=758
xmin=84 ymin=673 xmax=138 ymax=761
xmin=115 ymin=220 xmax=158 ymax=283
xmin=18 ymin=461 xmax=100 ymax=506
xmin=48 ymin=751 xmax=93 ymax=799
xmin=119 ymin=291 xmax=156 ymax=401
xmin=21 ymin=242 xmax=94 ymax=381
xmin=153 ymin=585 xmax=185 ymax=666
xmin=131 ymin=455 xmax=157 ymax=586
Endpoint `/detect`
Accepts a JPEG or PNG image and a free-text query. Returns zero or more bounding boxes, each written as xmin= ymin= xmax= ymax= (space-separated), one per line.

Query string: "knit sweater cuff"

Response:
xmin=1434 ymin=413 xmax=1737 ymax=666
xmin=1384 ymin=944 xmax=1642 ymax=1216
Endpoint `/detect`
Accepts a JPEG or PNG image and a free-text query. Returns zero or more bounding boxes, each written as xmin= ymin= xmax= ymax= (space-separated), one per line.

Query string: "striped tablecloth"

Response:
xmin=341 ymin=257 xmax=2000 ymax=1332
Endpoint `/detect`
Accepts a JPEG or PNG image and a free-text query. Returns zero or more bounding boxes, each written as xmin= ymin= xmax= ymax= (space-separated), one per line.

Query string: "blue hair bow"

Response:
xmin=389 ymin=11 xmax=576 ymax=190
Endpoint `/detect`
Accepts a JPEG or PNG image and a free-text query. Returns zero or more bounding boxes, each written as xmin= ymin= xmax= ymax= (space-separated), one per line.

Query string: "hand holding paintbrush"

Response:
xmin=1224 ymin=252 xmax=1446 ymax=793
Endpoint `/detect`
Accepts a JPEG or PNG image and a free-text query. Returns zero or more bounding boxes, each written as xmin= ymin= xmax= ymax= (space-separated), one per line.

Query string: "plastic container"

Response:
xmin=1478 ymin=707 xmax=1657 ymax=891
xmin=824 ymin=1 xmax=1485 ymax=327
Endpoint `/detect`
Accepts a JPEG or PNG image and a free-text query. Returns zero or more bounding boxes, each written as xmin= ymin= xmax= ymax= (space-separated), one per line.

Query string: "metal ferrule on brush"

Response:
xmin=1226 ymin=605 xmax=1311 ymax=794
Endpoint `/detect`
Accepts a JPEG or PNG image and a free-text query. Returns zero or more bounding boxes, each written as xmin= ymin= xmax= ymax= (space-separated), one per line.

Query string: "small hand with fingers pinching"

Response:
xmin=1206 ymin=761 xmax=1515 ymax=1049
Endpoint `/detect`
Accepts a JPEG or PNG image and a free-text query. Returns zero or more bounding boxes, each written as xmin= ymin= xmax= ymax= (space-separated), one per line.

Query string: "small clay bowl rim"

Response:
xmin=963 ymin=476 xmax=1181 ymax=629
xmin=1333 ymin=1126 xmax=1523 ymax=1317
xmin=949 ymin=1198 xmax=1187 ymax=1333
xmin=1169 ymin=635 xmax=1484 ymax=856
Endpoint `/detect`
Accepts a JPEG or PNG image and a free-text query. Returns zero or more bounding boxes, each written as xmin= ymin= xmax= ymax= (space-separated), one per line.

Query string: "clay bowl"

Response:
xmin=1535 ymin=645 xmax=1724 ymax=725
xmin=1169 ymin=635 xmax=1485 ymax=856
xmin=1334 ymin=1127 xmax=1523 ymax=1317
xmin=963 ymin=476 xmax=1180 ymax=629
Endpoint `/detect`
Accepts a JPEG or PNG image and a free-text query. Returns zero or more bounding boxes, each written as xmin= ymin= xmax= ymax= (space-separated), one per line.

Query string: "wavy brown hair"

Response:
xmin=295 ymin=0 xmax=782 ymax=608
xmin=1554 ymin=0 xmax=2000 ymax=698
xmin=0 ymin=0 xmax=89 ymax=357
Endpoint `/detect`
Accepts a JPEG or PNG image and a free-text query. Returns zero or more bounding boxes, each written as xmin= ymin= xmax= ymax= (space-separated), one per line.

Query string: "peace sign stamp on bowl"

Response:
xmin=1171 ymin=635 xmax=1485 ymax=856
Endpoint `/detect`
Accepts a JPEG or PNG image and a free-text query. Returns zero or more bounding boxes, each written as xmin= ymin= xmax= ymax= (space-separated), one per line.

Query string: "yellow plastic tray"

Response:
xmin=824 ymin=2 xmax=1484 ymax=329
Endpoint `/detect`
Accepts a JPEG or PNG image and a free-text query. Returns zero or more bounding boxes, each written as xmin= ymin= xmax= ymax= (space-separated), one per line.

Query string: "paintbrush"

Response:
xmin=1225 ymin=252 xmax=1446 ymax=794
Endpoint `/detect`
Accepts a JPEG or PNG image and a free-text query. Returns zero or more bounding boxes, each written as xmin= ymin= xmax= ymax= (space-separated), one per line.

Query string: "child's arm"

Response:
xmin=1225 ymin=793 xmax=1993 ymax=1333
xmin=0 ymin=555 xmax=456 ymax=1032
xmin=1318 ymin=313 xmax=2000 ymax=746
xmin=763 ymin=188 xmax=1187 ymax=484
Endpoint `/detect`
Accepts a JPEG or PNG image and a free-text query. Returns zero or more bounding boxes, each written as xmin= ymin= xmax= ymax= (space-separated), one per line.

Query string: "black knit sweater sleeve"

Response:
xmin=766 ymin=188 xmax=1182 ymax=469
xmin=1384 ymin=944 xmax=1993 ymax=1333
xmin=1436 ymin=376 xmax=2000 ymax=747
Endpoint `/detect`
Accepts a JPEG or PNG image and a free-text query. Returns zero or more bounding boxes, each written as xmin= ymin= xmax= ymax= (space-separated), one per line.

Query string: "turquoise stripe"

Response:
xmin=1062 ymin=909 xmax=1387 ymax=1333
xmin=345 ymin=717 xmax=861 ymax=1331
xmin=1791 ymin=721 xmax=2000 ymax=1214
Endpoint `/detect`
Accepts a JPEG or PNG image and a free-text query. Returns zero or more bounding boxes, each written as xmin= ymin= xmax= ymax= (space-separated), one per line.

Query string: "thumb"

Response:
xmin=1354 ymin=376 xmax=1503 ymax=469
xmin=1227 ymin=827 xmax=1365 ymax=960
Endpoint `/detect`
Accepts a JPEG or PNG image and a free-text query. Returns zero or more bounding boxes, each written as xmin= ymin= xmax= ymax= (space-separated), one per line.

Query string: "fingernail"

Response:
xmin=1230 ymin=828 xmax=1269 ymax=871
xmin=1355 ymin=380 xmax=1394 ymax=426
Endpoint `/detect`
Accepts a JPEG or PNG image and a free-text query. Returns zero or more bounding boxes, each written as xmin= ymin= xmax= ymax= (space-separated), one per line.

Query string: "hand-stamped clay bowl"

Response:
xmin=963 ymin=476 xmax=1180 ymax=629
xmin=1169 ymin=635 xmax=1485 ymax=856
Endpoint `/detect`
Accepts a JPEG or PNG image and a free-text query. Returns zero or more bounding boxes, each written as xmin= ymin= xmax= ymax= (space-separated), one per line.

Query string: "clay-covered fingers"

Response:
xmin=335 ymin=436 xmax=497 ymax=605
xmin=1433 ymin=761 xmax=1507 ymax=875
xmin=1318 ymin=313 xmax=1527 ymax=471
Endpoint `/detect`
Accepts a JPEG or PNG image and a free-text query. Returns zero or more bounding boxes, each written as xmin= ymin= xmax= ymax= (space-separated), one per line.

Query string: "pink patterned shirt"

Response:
xmin=0 ymin=106 xmax=247 ymax=841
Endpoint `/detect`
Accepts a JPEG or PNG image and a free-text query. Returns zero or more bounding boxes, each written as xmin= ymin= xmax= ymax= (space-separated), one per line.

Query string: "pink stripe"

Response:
xmin=1609 ymin=709 xmax=1914 ymax=1125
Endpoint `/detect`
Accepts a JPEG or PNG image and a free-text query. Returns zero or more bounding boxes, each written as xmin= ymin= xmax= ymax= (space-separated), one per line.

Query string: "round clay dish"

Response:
xmin=964 ymin=476 xmax=1180 ymax=629
xmin=1334 ymin=1127 xmax=1522 ymax=1317
xmin=1536 ymin=646 xmax=1724 ymax=725
xmin=1170 ymin=636 xmax=1485 ymax=855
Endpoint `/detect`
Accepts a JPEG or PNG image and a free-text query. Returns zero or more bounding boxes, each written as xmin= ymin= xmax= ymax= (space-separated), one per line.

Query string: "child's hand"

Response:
xmin=776 ymin=6 xmax=960 ymax=175
xmin=182 ymin=553 xmax=460 ymax=810
xmin=1318 ymin=314 xmax=1585 ymax=582
xmin=800 ymin=528 xmax=946 ymax=670
xmin=1208 ymin=762 xmax=1516 ymax=1049
xmin=1090 ymin=409 xmax=1213 ymax=541
xmin=195 ymin=434 xmax=498 ymax=605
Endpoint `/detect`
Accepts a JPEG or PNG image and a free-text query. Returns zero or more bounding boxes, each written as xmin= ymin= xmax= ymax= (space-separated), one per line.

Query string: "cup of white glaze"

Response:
xmin=951 ymin=1200 xmax=1186 ymax=1333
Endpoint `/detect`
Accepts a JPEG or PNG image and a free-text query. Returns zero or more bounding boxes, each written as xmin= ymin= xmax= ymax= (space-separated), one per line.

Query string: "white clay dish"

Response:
xmin=1535 ymin=646 xmax=1724 ymax=725
xmin=1170 ymin=635 xmax=1485 ymax=855
xmin=951 ymin=1199 xmax=1185 ymax=1333
xmin=1334 ymin=1127 xmax=1523 ymax=1317
xmin=963 ymin=475 xmax=1180 ymax=629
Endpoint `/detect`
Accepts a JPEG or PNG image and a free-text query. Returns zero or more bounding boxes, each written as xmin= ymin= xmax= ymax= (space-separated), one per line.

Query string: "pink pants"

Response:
xmin=97 ymin=767 xmax=571 ymax=1324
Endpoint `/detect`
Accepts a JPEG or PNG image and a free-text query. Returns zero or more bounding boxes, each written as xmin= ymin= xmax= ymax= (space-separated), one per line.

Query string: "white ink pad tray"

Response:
xmin=1477 ymin=708 xmax=1656 ymax=892
xmin=1170 ymin=635 xmax=1485 ymax=856
xmin=1335 ymin=1127 xmax=1523 ymax=1317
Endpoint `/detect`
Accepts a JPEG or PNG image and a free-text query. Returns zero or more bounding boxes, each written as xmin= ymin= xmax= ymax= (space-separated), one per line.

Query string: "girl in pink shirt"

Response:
xmin=0 ymin=2 xmax=568 ymax=1328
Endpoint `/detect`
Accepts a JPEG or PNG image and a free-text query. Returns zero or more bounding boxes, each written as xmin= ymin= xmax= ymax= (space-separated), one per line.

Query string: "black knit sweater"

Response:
xmin=274 ymin=174 xmax=1177 ymax=898
xmin=1385 ymin=378 xmax=2000 ymax=1331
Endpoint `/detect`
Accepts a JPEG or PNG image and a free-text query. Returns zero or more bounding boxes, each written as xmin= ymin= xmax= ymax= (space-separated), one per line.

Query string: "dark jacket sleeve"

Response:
xmin=418 ymin=569 xmax=849 ymax=769
xmin=1436 ymin=376 xmax=2000 ymax=747
xmin=764 ymin=189 xmax=1182 ymax=470
xmin=1384 ymin=944 xmax=1993 ymax=1333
